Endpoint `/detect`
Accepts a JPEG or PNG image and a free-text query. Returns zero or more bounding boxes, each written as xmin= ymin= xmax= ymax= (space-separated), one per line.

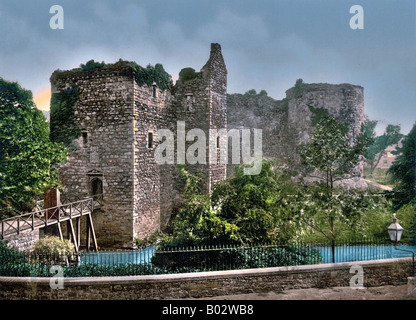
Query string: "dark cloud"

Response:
xmin=0 ymin=0 xmax=415 ymax=134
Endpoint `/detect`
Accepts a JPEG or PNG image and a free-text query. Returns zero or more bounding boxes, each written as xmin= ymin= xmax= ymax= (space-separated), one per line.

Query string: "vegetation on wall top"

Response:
xmin=54 ymin=59 xmax=173 ymax=91
xmin=178 ymin=67 xmax=203 ymax=83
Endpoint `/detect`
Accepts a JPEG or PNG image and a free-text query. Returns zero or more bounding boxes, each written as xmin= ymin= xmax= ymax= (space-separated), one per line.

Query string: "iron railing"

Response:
xmin=2 ymin=237 xmax=414 ymax=278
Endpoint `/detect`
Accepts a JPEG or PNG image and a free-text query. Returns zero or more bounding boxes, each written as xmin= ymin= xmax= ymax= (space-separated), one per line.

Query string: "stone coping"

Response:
xmin=0 ymin=257 xmax=412 ymax=286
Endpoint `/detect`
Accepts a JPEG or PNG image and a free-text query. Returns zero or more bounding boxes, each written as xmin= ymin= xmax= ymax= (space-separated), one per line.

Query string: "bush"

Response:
xmin=179 ymin=67 xmax=202 ymax=83
xmin=32 ymin=236 xmax=75 ymax=266
xmin=0 ymin=241 xmax=26 ymax=263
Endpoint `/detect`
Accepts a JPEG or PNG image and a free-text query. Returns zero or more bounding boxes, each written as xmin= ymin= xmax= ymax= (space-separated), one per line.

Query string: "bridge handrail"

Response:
xmin=0 ymin=196 xmax=100 ymax=238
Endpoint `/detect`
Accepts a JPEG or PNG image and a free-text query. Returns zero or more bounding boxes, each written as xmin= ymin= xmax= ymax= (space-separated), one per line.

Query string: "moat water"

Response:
xmin=79 ymin=244 xmax=416 ymax=266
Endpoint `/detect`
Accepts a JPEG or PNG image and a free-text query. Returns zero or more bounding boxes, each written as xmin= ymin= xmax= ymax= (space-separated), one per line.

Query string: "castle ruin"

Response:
xmin=50 ymin=43 xmax=365 ymax=249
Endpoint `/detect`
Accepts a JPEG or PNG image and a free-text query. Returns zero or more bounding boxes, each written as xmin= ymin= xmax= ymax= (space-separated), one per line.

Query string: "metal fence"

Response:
xmin=1 ymin=237 xmax=415 ymax=277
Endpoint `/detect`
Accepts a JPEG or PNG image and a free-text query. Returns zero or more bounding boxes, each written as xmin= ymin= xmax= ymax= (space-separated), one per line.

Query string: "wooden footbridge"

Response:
xmin=0 ymin=195 xmax=103 ymax=252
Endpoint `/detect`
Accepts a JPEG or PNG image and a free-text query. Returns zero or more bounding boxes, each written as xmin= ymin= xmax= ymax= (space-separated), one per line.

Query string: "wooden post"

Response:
xmin=44 ymin=188 xmax=60 ymax=220
xmin=86 ymin=217 xmax=91 ymax=251
xmin=66 ymin=220 xmax=71 ymax=241
xmin=87 ymin=212 xmax=98 ymax=252
xmin=76 ymin=217 xmax=81 ymax=247
xmin=57 ymin=223 xmax=63 ymax=241
xmin=43 ymin=188 xmax=61 ymax=236
xmin=68 ymin=219 xmax=78 ymax=253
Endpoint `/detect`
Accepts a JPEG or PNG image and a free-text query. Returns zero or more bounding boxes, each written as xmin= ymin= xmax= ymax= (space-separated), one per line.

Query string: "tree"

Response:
xmin=169 ymin=165 xmax=239 ymax=246
xmin=0 ymin=78 xmax=68 ymax=217
xmin=297 ymin=107 xmax=377 ymax=261
xmin=170 ymin=160 xmax=301 ymax=246
xmin=298 ymin=106 xmax=370 ymax=191
xmin=388 ymin=123 xmax=416 ymax=210
xmin=364 ymin=121 xmax=403 ymax=176
xmin=211 ymin=159 xmax=301 ymax=245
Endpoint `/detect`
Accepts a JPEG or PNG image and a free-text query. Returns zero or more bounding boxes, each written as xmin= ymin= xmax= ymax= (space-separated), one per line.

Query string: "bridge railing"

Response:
xmin=0 ymin=198 xmax=95 ymax=238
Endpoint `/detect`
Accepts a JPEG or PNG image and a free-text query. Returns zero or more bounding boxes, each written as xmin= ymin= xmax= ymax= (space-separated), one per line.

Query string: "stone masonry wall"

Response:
xmin=0 ymin=257 xmax=412 ymax=300
xmin=227 ymin=83 xmax=365 ymax=171
xmin=50 ymin=62 xmax=136 ymax=248
xmin=159 ymin=44 xmax=228 ymax=231
xmin=132 ymin=84 xmax=172 ymax=240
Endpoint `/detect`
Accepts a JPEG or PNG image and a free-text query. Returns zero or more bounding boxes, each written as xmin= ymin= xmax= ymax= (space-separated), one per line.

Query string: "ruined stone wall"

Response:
xmin=50 ymin=62 xmax=136 ymax=248
xmin=205 ymin=43 xmax=228 ymax=190
xmin=158 ymin=44 xmax=228 ymax=231
xmin=286 ymin=83 xmax=365 ymax=143
xmin=227 ymin=83 xmax=365 ymax=171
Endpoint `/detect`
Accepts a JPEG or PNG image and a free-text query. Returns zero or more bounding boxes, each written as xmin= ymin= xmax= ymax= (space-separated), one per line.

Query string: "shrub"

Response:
xmin=32 ymin=236 xmax=75 ymax=266
xmin=179 ymin=67 xmax=202 ymax=82
xmin=0 ymin=240 xmax=27 ymax=265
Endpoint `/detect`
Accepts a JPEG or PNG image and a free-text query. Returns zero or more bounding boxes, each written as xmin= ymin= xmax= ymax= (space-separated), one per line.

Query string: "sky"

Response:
xmin=0 ymin=0 xmax=415 ymax=135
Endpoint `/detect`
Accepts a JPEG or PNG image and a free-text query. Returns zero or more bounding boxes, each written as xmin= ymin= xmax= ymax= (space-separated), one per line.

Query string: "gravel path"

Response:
xmin=191 ymin=285 xmax=416 ymax=300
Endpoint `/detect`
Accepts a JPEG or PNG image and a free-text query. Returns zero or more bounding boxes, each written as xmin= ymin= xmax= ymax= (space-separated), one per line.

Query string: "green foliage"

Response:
xmin=295 ymin=78 xmax=305 ymax=88
xmin=395 ymin=203 xmax=416 ymax=243
xmin=245 ymin=89 xmax=257 ymax=95
xmin=243 ymin=89 xmax=268 ymax=97
xmin=131 ymin=62 xmax=172 ymax=91
xmin=363 ymin=168 xmax=394 ymax=187
xmin=299 ymin=106 xmax=370 ymax=187
xmin=388 ymin=123 xmax=416 ymax=210
xmin=364 ymin=121 xmax=403 ymax=176
xmin=135 ymin=231 xmax=170 ymax=248
xmin=211 ymin=160 xmax=301 ymax=245
xmin=168 ymin=165 xmax=239 ymax=246
xmin=58 ymin=59 xmax=172 ymax=91
xmin=50 ymin=87 xmax=80 ymax=150
xmin=32 ymin=236 xmax=75 ymax=266
xmin=292 ymin=79 xmax=309 ymax=97
xmin=296 ymin=108 xmax=379 ymax=244
xmin=0 ymin=78 xmax=68 ymax=216
xmin=79 ymin=59 xmax=106 ymax=71
xmin=0 ymin=241 xmax=27 ymax=264
xmin=169 ymin=160 xmax=302 ymax=247
xmin=178 ymin=67 xmax=202 ymax=82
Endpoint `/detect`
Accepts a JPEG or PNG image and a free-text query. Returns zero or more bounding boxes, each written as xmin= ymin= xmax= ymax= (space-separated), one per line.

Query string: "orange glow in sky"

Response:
xmin=33 ymin=87 xmax=51 ymax=111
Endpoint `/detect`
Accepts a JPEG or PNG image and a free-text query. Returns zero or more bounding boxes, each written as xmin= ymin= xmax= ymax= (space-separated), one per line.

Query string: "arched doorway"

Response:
xmin=87 ymin=170 xmax=104 ymax=205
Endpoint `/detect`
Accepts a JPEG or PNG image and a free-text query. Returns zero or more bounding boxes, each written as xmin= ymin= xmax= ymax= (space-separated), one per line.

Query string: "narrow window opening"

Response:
xmin=152 ymin=82 xmax=157 ymax=98
xmin=216 ymin=136 xmax=220 ymax=149
xmin=82 ymin=130 xmax=88 ymax=146
xmin=148 ymin=132 xmax=153 ymax=148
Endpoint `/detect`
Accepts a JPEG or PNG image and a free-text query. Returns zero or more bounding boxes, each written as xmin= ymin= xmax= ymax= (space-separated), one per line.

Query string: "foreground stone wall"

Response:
xmin=0 ymin=258 xmax=412 ymax=300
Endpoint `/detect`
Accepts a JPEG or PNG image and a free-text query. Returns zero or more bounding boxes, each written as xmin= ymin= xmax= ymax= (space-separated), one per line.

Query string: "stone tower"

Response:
xmin=159 ymin=43 xmax=228 ymax=231
xmin=50 ymin=43 xmax=227 ymax=248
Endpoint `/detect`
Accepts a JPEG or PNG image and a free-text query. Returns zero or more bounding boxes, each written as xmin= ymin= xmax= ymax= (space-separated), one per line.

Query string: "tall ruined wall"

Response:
xmin=159 ymin=43 xmax=228 ymax=231
xmin=286 ymin=83 xmax=365 ymax=143
xmin=227 ymin=83 xmax=365 ymax=170
xmin=50 ymin=62 xmax=137 ymax=248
